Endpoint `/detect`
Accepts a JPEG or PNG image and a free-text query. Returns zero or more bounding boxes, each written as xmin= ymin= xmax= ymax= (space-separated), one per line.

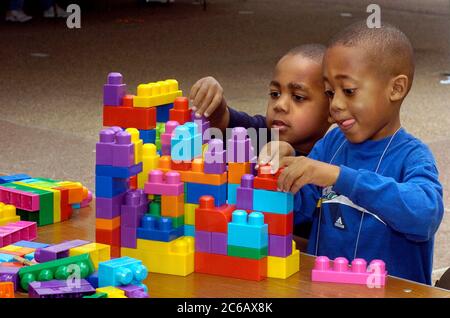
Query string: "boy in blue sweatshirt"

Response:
xmin=272 ymin=21 xmax=444 ymax=285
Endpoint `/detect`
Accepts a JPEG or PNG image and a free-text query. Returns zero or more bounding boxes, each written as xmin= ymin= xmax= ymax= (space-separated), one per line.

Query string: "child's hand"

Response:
xmin=189 ymin=76 xmax=228 ymax=119
xmin=277 ymin=156 xmax=340 ymax=193
xmin=257 ymin=141 xmax=295 ymax=172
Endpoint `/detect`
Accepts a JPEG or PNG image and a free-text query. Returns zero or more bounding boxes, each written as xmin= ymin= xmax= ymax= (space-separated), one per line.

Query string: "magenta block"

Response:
xmin=95 ymin=193 xmax=125 ymax=219
xmin=268 ymin=233 xmax=292 ymax=257
xmin=0 ymin=186 xmax=40 ymax=211
xmin=34 ymin=239 xmax=90 ymax=263
xmin=211 ymin=232 xmax=227 ymax=255
xmin=227 ymin=127 xmax=251 ymax=163
xmin=236 ymin=174 xmax=254 ymax=210
xmin=96 ymin=129 xmax=115 ymax=165
xmin=311 ymin=256 xmax=387 ymax=286
xmin=0 ymin=221 xmax=37 ymax=247
xmin=121 ymin=227 xmax=137 ymax=248
xmin=161 ymin=121 xmax=179 ymax=145
xmin=204 ymin=139 xmax=226 ymax=174
xmin=0 ymin=266 xmax=20 ymax=291
xmin=144 ymin=170 xmax=184 ymax=196
xmin=103 ymin=72 xmax=127 ymax=106
xmin=195 ymin=230 xmax=211 ymax=253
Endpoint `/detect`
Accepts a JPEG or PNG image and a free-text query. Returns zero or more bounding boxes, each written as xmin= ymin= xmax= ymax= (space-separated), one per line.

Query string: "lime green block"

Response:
xmin=83 ymin=292 xmax=108 ymax=298
xmin=227 ymin=245 xmax=268 ymax=260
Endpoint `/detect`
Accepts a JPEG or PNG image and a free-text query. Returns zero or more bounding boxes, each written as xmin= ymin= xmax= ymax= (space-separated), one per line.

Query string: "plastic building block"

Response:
xmin=69 ymin=243 xmax=111 ymax=270
xmin=87 ymin=272 xmax=99 ymax=288
xmin=253 ymin=189 xmax=293 ymax=214
xmin=137 ymin=215 xmax=183 ymax=242
xmin=253 ymin=165 xmax=282 ymax=191
xmin=121 ymin=236 xmax=194 ymax=276
xmin=0 ymin=174 xmax=31 ymax=184
xmin=0 ymin=253 xmax=15 ymax=262
xmin=227 ymin=127 xmax=252 ymax=163
xmin=228 ymin=162 xmax=252 ymax=184
xmin=311 ymin=256 xmax=387 ymax=286
xmin=103 ymin=72 xmax=127 ymax=106
xmin=0 ymin=266 xmax=19 ymax=291
xmin=138 ymin=143 xmax=160 ymax=189
xmin=111 ymin=131 xmax=135 ymax=167
xmin=211 ymin=232 xmax=227 ymax=255
xmin=96 ymin=128 xmax=115 ymax=166
xmin=95 ymin=162 xmax=142 ymax=179
xmin=236 ymin=174 xmax=254 ymax=211
xmin=228 ymin=210 xmax=268 ymax=249
xmin=34 ymin=240 xmax=90 ymax=263
xmin=0 ymin=282 xmax=14 ymax=298
xmin=126 ymin=128 xmax=143 ymax=165
xmin=80 ymin=190 xmax=93 ymax=208
xmin=0 ymin=221 xmax=37 ymax=248
xmin=133 ymin=79 xmax=182 ymax=108
xmin=161 ymin=121 xmax=180 ymax=155
xmin=96 ymin=227 xmax=120 ymax=247
xmin=28 ymin=279 xmax=95 ymax=298
xmin=227 ymin=245 xmax=268 ymax=260
xmin=144 ymin=170 xmax=184 ymax=196
xmin=227 ymin=183 xmax=239 ymax=204
xmin=96 ymin=286 xmax=127 ymax=298
xmin=183 ymin=224 xmax=195 ymax=237
xmin=169 ymin=97 xmax=192 ymax=124
xmin=103 ymin=105 xmax=156 ymax=130
xmin=171 ymin=159 xmax=192 ymax=171
xmin=171 ymin=122 xmax=202 ymax=161
xmin=161 ymin=194 xmax=184 ymax=218
xmin=185 ymin=182 xmax=227 ymax=206
xmin=157 ymin=156 xmax=172 ymax=173
xmin=195 ymin=196 xmax=234 ymax=233
xmin=12 ymin=240 xmax=49 ymax=249
xmin=195 ymin=230 xmax=211 ymax=253
xmin=83 ymin=292 xmax=108 ymax=298
xmin=184 ymin=203 xmax=198 ymax=225
xmin=190 ymin=113 xmax=210 ymax=140
xmin=268 ymin=234 xmax=292 ymax=257
xmin=0 ymin=185 xmax=40 ymax=211
xmin=267 ymin=245 xmax=300 ymax=279
xmin=204 ymin=139 xmax=227 ymax=174
xmin=195 ymin=252 xmax=267 ymax=281
xmin=118 ymin=284 xmax=149 ymax=298
xmin=139 ymin=129 xmax=156 ymax=144
xmin=18 ymin=253 xmax=95 ymax=291
xmin=181 ymin=158 xmax=227 ymax=185
xmin=0 ymin=203 xmax=19 ymax=226
xmin=95 ymin=193 xmax=125 ymax=219
xmin=95 ymin=176 xmax=128 ymax=198
xmin=98 ymin=256 xmax=147 ymax=288
xmin=156 ymin=103 xmax=172 ymax=122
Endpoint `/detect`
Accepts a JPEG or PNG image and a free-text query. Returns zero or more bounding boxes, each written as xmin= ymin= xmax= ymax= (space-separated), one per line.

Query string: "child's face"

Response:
xmin=266 ymin=54 xmax=330 ymax=151
xmin=323 ymin=45 xmax=400 ymax=143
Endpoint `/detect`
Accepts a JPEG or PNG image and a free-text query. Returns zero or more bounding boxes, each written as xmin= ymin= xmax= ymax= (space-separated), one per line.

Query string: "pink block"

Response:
xmin=144 ymin=170 xmax=184 ymax=196
xmin=0 ymin=186 xmax=40 ymax=211
xmin=311 ymin=256 xmax=387 ymax=287
xmin=2 ymin=221 xmax=37 ymax=243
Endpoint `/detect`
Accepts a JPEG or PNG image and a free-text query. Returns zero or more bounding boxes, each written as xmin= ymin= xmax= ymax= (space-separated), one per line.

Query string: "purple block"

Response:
xmin=204 ymin=139 xmax=227 ymax=174
xmin=28 ymin=279 xmax=95 ymax=298
xmin=191 ymin=114 xmax=211 ymax=142
xmin=236 ymin=174 xmax=254 ymax=210
xmin=227 ymin=127 xmax=251 ymax=163
xmin=96 ymin=129 xmax=115 ymax=166
xmin=195 ymin=230 xmax=211 ymax=253
xmin=96 ymin=193 xmax=126 ymax=219
xmin=103 ymin=72 xmax=127 ymax=106
xmin=121 ymin=190 xmax=148 ymax=228
xmin=0 ymin=266 xmax=20 ymax=291
xmin=118 ymin=285 xmax=149 ymax=298
xmin=35 ymin=239 xmax=90 ymax=263
xmin=268 ymin=234 xmax=293 ymax=257
xmin=211 ymin=232 xmax=227 ymax=255
xmin=121 ymin=226 xmax=137 ymax=248
xmin=112 ymin=131 xmax=135 ymax=167
xmin=161 ymin=144 xmax=171 ymax=156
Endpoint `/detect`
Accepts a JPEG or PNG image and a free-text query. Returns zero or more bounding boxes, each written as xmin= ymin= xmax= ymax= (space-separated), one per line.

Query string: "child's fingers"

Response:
xmin=204 ymin=94 xmax=222 ymax=118
xmin=290 ymin=177 xmax=307 ymax=194
xmin=196 ymin=89 xmax=216 ymax=118
xmin=192 ymin=84 xmax=209 ymax=115
xmin=279 ymin=156 xmax=296 ymax=168
xmin=189 ymin=81 xmax=202 ymax=111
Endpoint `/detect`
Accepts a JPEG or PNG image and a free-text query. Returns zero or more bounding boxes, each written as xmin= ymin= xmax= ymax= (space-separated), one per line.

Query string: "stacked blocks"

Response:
xmin=120 ymin=190 xmax=148 ymax=248
xmin=103 ymin=72 xmax=127 ymax=106
xmin=169 ymin=97 xmax=192 ymax=125
xmin=0 ymin=203 xmax=19 ymax=226
xmin=171 ymin=122 xmax=202 ymax=161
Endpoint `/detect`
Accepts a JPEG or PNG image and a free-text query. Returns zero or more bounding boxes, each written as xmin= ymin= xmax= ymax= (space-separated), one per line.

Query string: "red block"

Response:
xmin=195 ymin=196 xmax=235 ymax=233
xmin=195 ymin=252 xmax=267 ymax=281
xmin=262 ymin=211 xmax=293 ymax=235
xmin=171 ymin=160 xmax=192 ymax=171
xmin=96 ymin=227 xmax=120 ymax=246
xmin=169 ymin=97 xmax=192 ymax=125
xmin=129 ymin=175 xmax=137 ymax=190
xmin=253 ymin=165 xmax=283 ymax=191
xmin=103 ymin=106 xmax=156 ymax=130
xmin=54 ymin=187 xmax=71 ymax=221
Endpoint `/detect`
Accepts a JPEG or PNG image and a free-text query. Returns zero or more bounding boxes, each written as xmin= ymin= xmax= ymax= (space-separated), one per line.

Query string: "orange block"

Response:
xmin=228 ymin=162 xmax=251 ymax=184
xmin=96 ymin=217 xmax=121 ymax=230
xmin=158 ymin=156 xmax=172 ymax=172
xmin=0 ymin=247 xmax=35 ymax=257
xmin=161 ymin=194 xmax=184 ymax=218
xmin=195 ymin=252 xmax=267 ymax=281
xmin=0 ymin=282 xmax=15 ymax=298
xmin=59 ymin=183 xmax=83 ymax=204
xmin=181 ymin=158 xmax=227 ymax=185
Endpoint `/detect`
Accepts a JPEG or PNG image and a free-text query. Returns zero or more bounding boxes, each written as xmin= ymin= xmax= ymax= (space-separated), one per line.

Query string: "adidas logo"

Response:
xmin=334 ymin=217 xmax=345 ymax=229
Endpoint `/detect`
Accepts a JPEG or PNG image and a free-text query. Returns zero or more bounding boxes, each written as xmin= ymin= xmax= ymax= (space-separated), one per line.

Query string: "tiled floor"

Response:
xmin=0 ymin=0 xmax=448 ymax=284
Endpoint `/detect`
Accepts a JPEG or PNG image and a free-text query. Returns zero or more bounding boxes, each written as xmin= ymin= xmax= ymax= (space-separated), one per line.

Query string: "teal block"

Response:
xmin=227 ymin=210 xmax=268 ymax=249
xmin=253 ymin=189 xmax=293 ymax=214
xmin=171 ymin=122 xmax=202 ymax=161
xmin=227 ymin=183 xmax=239 ymax=204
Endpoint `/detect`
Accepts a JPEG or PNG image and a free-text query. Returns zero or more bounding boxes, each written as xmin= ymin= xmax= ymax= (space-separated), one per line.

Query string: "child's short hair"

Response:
xmin=328 ymin=21 xmax=415 ymax=91
xmin=285 ymin=44 xmax=326 ymax=64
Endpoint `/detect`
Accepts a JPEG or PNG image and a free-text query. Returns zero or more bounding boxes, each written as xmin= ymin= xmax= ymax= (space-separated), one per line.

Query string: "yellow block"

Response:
xmin=122 ymin=236 xmax=194 ymax=276
xmin=267 ymin=241 xmax=300 ymax=279
xmin=0 ymin=203 xmax=19 ymax=226
xmin=133 ymin=79 xmax=182 ymax=108
xmin=184 ymin=203 xmax=198 ymax=226
xmin=126 ymin=128 xmax=143 ymax=165
xmin=138 ymin=143 xmax=160 ymax=189
xmin=96 ymin=286 xmax=127 ymax=298
xmin=69 ymin=243 xmax=111 ymax=270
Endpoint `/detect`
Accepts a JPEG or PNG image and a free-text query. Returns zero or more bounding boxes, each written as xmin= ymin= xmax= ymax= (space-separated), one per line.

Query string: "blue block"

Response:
xmin=227 ymin=183 xmax=239 ymax=204
xmin=96 ymin=162 xmax=142 ymax=178
xmin=13 ymin=241 xmax=50 ymax=249
xmin=139 ymin=129 xmax=156 ymax=144
xmin=171 ymin=122 xmax=202 ymax=161
xmin=87 ymin=271 xmax=99 ymax=289
xmin=95 ymin=176 xmax=128 ymax=198
xmin=156 ymin=103 xmax=173 ymax=122
xmin=98 ymin=256 xmax=148 ymax=288
xmin=137 ymin=215 xmax=184 ymax=242
xmin=253 ymin=189 xmax=293 ymax=214
xmin=24 ymin=252 xmax=35 ymax=261
xmin=0 ymin=253 xmax=15 ymax=262
xmin=185 ymin=182 xmax=227 ymax=206
xmin=184 ymin=224 xmax=195 ymax=237
xmin=0 ymin=174 xmax=31 ymax=184
xmin=228 ymin=210 xmax=268 ymax=249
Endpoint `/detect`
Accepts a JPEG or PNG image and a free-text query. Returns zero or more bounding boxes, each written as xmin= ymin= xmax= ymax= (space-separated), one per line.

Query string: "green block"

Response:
xmin=227 ymin=245 xmax=268 ymax=260
xmin=149 ymin=196 xmax=161 ymax=216
xmin=19 ymin=253 xmax=95 ymax=291
xmin=146 ymin=214 xmax=184 ymax=228
xmin=28 ymin=211 xmax=40 ymax=224
xmin=83 ymin=292 xmax=108 ymax=298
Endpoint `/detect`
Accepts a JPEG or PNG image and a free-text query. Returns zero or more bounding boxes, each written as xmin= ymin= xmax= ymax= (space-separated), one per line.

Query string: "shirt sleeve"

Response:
xmin=227 ymin=107 xmax=267 ymax=130
xmin=333 ymin=148 xmax=444 ymax=242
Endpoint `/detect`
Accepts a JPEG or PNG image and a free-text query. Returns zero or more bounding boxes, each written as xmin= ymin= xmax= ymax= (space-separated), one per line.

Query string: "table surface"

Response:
xmin=13 ymin=205 xmax=450 ymax=298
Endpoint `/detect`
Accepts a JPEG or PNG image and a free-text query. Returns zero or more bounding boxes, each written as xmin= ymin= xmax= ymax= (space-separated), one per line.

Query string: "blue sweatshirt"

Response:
xmin=296 ymin=127 xmax=443 ymax=284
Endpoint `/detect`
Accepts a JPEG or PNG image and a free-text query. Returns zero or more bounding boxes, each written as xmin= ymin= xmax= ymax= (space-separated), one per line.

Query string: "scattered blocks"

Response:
xmin=0 ymin=282 xmax=15 ymax=298
xmin=69 ymin=243 xmax=111 ymax=270
xmin=0 ymin=203 xmax=19 ymax=226
xmin=98 ymin=256 xmax=148 ymax=288
xmin=0 ymin=221 xmax=37 ymax=248
xmin=28 ymin=279 xmax=95 ymax=298
xmin=34 ymin=239 xmax=90 ymax=263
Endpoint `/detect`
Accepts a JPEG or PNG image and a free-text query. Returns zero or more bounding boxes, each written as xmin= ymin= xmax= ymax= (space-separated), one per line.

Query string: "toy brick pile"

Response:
xmin=95 ymin=72 xmax=300 ymax=281
xmin=0 ymin=238 xmax=149 ymax=298
xmin=0 ymin=174 xmax=92 ymax=227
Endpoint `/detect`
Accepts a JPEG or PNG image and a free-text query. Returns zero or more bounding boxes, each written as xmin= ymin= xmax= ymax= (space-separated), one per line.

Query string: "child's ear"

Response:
xmin=389 ymin=75 xmax=409 ymax=102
